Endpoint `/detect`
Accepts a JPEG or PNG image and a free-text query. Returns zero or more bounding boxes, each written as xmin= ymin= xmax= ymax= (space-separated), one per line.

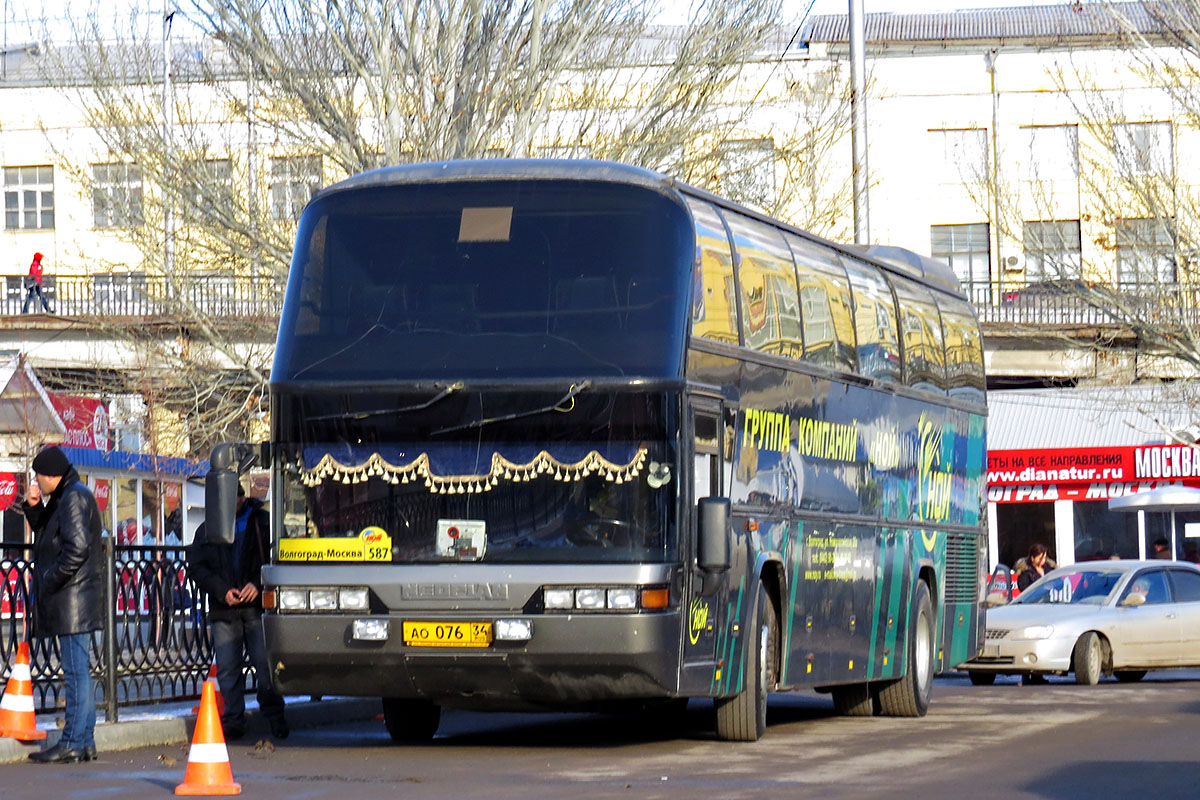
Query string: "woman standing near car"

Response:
xmin=1017 ymin=543 xmax=1051 ymax=592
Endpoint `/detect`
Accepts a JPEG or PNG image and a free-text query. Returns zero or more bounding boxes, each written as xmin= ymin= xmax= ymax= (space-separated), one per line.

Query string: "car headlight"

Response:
xmin=1015 ymin=625 xmax=1055 ymax=640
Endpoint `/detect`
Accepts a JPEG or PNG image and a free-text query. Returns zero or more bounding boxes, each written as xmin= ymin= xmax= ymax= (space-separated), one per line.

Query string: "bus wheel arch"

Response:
xmin=714 ymin=578 xmax=777 ymax=741
xmin=876 ymin=578 xmax=935 ymax=717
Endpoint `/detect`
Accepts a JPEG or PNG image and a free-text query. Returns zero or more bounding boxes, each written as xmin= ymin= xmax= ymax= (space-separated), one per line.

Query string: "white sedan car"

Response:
xmin=964 ymin=560 xmax=1200 ymax=685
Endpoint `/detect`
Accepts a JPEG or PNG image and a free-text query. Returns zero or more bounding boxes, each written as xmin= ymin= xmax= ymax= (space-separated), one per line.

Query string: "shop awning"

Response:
xmin=0 ymin=354 xmax=65 ymax=442
xmin=1108 ymin=485 xmax=1200 ymax=512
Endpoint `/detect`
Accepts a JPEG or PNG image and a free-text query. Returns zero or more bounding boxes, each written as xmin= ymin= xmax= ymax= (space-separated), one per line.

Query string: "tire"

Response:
xmin=1072 ymin=632 xmax=1104 ymax=686
xmin=1114 ymin=670 xmax=1147 ymax=683
xmin=715 ymin=582 xmax=776 ymax=741
xmin=877 ymin=580 xmax=934 ymax=717
xmin=382 ymin=697 xmax=441 ymax=741
xmin=831 ymin=683 xmax=874 ymax=716
xmin=968 ymin=671 xmax=996 ymax=686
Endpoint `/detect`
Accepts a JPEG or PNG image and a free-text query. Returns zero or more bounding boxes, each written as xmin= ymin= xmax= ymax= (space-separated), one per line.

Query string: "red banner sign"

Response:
xmin=48 ymin=394 xmax=110 ymax=451
xmin=94 ymin=479 xmax=110 ymax=513
xmin=0 ymin=473 xmax=17 ymax=512
xmin=988 ymin=444 xmax=1200 ymax=503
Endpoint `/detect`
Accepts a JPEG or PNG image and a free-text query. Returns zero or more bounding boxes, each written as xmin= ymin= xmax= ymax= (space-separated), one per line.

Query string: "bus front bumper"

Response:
xmin=263 ymin=610 xmax=685 ymax=710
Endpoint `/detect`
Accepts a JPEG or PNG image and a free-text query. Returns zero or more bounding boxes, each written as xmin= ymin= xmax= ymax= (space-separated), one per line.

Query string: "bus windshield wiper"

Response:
xmin=431 ymin=381 xmax=591 ymax=435
xmin=309 ymin=381 xmax=465 ymax=422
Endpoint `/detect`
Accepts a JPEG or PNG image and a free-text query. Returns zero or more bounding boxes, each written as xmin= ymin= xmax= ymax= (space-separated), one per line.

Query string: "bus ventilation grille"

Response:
xmin=944 ymin=531 xmax=981 ymax=604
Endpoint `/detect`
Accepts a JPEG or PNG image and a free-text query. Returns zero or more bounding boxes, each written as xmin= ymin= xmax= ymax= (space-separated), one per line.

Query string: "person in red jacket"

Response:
xmin=22 ymin=251 xmax=52 ymax=313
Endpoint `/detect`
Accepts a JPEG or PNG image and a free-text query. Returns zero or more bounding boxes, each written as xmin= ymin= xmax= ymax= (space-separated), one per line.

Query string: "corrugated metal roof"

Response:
xmin=802 ymin=2 xmax=1180 ymax=46
xmin=988 ymin=385 xmax=1196 ymax=450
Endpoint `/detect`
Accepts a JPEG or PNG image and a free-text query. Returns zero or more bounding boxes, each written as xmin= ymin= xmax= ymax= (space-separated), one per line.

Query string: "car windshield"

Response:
xmin=1015 ymin=569 xmax=1124 ymax=605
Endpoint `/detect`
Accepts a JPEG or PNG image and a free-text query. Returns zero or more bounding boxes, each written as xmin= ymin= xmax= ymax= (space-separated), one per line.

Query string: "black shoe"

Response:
xmin=224 ymin=725 xmax=245 ymax=741
xmin=85 ymin=745 xmax=97 ymax=761
xmin=269 ymin=718 xmax=290 ymax=740
xmin=28 ymin=743 xmax=89 ymax=764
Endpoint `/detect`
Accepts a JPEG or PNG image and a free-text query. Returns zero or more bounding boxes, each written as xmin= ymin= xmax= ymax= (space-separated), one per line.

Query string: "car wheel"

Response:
xmin=968 ymin=671 xmax=996 ymax=686
xmin=1114 ymin=670 xmax=1147 ymax=683
xmin=1072 ymin=632 xmax=1105 ymax=686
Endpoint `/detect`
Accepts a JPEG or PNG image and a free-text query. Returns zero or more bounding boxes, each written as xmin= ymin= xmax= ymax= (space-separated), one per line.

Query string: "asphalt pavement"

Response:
xmin=0 ymin=694 xmax=382 ymax=763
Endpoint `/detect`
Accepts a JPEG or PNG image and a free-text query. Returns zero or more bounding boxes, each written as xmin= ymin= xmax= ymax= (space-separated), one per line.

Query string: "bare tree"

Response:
xmin=31 ymin=0 xmax=809 ymax=457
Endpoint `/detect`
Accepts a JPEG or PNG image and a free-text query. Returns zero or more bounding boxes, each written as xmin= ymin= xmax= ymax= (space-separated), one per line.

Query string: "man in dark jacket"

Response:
xmin=24 ymin=445 xmax=103 ymax=763
xmin=188 ymin=484 xmax=288 ymax=740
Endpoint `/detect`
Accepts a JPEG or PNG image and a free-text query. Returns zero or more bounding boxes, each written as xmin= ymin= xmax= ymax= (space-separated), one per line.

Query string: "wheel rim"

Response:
xmin=758 ymin=620 xmax=770 ymax=696
xmin=1087 ymin=638 xmax=1100 ymax=679
xmin=914 ymin=608 xmax=931 ymax=695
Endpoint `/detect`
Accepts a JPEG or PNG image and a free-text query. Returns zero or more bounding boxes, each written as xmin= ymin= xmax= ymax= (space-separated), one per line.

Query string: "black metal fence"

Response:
xmin=0 ymin=542 xmax=219 ymax=722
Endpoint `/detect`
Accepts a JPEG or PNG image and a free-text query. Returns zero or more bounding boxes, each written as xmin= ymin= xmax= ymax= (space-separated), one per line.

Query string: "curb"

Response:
xmin=0 ymin=697 xmax=381 ymax=764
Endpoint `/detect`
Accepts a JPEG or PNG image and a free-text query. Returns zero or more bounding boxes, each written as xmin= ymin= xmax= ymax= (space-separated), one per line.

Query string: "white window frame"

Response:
xmin=4 ymin=165 xmax=54 ymax=230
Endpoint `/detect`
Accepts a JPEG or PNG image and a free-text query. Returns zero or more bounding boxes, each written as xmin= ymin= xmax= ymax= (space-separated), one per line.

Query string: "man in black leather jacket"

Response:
xmin=24 ymin=445 xmax=103 ymax=764
xmin=188 ymin=484 xmax=288 ymax=740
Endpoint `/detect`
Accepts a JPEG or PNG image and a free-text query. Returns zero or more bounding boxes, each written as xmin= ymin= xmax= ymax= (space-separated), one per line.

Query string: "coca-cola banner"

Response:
xmin=49 ymin=394 xmax=111 ymax=451
xmin=94 ymin=479 xmax=111 ymax=513
xmin=0 ymin=472 xmax=17 ymax=512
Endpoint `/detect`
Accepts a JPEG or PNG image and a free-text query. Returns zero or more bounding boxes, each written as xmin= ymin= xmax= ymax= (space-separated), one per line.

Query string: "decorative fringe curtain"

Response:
xmin=299 ymin=447 xmax=648 ymax=495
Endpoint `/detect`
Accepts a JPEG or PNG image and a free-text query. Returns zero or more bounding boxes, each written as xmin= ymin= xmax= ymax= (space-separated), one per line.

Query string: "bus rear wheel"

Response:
xmin=877 ymin=580 xmax=934 ymax=717
xmin=831 ymin=683 xmax=874 ymax=716
xmin=382 ymin=697 xmax=441 ymax=742
xmin=715 ymin=582 xmax=776 ymax=741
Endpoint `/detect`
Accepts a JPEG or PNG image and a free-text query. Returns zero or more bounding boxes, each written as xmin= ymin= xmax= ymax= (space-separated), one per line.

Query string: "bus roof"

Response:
xmin=319 ymin=159 xmax=965 ymax=297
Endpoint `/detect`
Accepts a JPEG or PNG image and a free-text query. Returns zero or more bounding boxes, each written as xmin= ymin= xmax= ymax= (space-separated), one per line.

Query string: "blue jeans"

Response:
xmin=212 ymin=608 xmax=285 ymax=730
xmin=58 ymin=633 xmax=96 ymax=751
xmin=22 ymin=285 xmax=50 ymax=313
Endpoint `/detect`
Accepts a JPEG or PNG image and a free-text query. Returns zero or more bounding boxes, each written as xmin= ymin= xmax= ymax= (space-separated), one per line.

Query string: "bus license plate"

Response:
xmin=403 ymin=621 xmax=493 ymax=647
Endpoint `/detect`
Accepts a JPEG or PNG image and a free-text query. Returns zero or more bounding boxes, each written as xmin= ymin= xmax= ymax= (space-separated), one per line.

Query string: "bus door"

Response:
xmin=680 ymin=399 xmax=730 ymax=695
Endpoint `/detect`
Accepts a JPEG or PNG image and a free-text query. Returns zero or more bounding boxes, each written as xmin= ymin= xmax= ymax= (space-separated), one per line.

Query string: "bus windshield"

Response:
xmin=274 ymin=179 xmax=695 ymax=382
xmin=274 ymin=389 xmax=677 ymax=564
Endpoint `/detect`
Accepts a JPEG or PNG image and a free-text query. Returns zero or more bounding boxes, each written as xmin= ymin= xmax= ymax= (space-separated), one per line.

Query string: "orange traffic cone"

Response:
xmin=0 ymin=642 xmax=47 ymax=741
xmin=191 ymin=662 xmax=225 ymax=715
xmin=175 ymin=680 xmax=240 ymax=796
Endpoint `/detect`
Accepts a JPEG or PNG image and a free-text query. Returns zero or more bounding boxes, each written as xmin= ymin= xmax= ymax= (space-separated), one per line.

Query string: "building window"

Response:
xmin=1116 ymin=217 xmax=1176 ymax=287
xmin=1023 ymin=125 xmax=1079 ymax=182
xmin=1114 ymin=122 xmax=1173 ymax=176
xmin=4 ymin=165 xmax=54 ymax=230
xmin=717 ymin=138 xmax=776 ymax=209
xmin=930 ymin=129 xmax=988 ymax=184
xmin=184 ymin=158 xmax=232 ymax=223
xmin=931 ymin=223 xmax=990 ymax=301
xmin=92 ymin=163 xmax=144 ymax=228
xmin=269 ymin=155 xmax=322 ymax=220
xmin=1023 ymin=220 xmax=1081 ymax=282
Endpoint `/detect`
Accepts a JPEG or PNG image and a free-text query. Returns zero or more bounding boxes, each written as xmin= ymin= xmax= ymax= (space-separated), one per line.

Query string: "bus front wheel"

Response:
xmin=876 ymin=580 xmax=934 ymax=717
xmin=382 ymin=697 xmax=441 ymax=742
xmin=715 ymin=582 xmax=776 ymax=741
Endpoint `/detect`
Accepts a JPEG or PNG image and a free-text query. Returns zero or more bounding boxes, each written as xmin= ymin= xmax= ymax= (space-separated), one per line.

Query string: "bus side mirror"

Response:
xmin=204 ymin=442 xmax=265 ymax=545
xmin=697 ymin=496 xmax=731 ymax=573
xmin=204 ymin=468 xmax=239 ymax=545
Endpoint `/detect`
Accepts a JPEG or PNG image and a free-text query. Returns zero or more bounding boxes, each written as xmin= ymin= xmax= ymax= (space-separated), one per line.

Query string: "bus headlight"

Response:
xmin=606 ymin=588 xmax=638 ymax=610
xmin=352 ymin=619 xmax=389 ymax=641
xmin=339 ymin=588 xmax=370 ymax=611
xmin=544 ymin=588 xmax=575 ymax=609
xmin=278 ymin=589 xmax=308 ymax=611
xmin=574 ymin=588 xmax=606 ymax=610
xmin=309 ymin=589 xmax=337 ymax=611
xmin=495 ymin=619 xmax=532 ymax=641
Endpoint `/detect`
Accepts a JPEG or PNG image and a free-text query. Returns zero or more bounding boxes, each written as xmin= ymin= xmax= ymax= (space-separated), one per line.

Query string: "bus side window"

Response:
xmin=783 ymin=232 xmax=857 ymax=372
xmin=842 ymin=258 xmax=902 ymax=384
xmin=724 ymin=213 xmax=803 ymax=360
xmin=892 ymin=277 xmax=947 ymax=394
xmin=693 ymin=410 xmax=722 ymax=498
xmin=937 ymin=295 xmax=986 ymax=404
xmin=685 ymin=198 xmax=739 ymax=345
